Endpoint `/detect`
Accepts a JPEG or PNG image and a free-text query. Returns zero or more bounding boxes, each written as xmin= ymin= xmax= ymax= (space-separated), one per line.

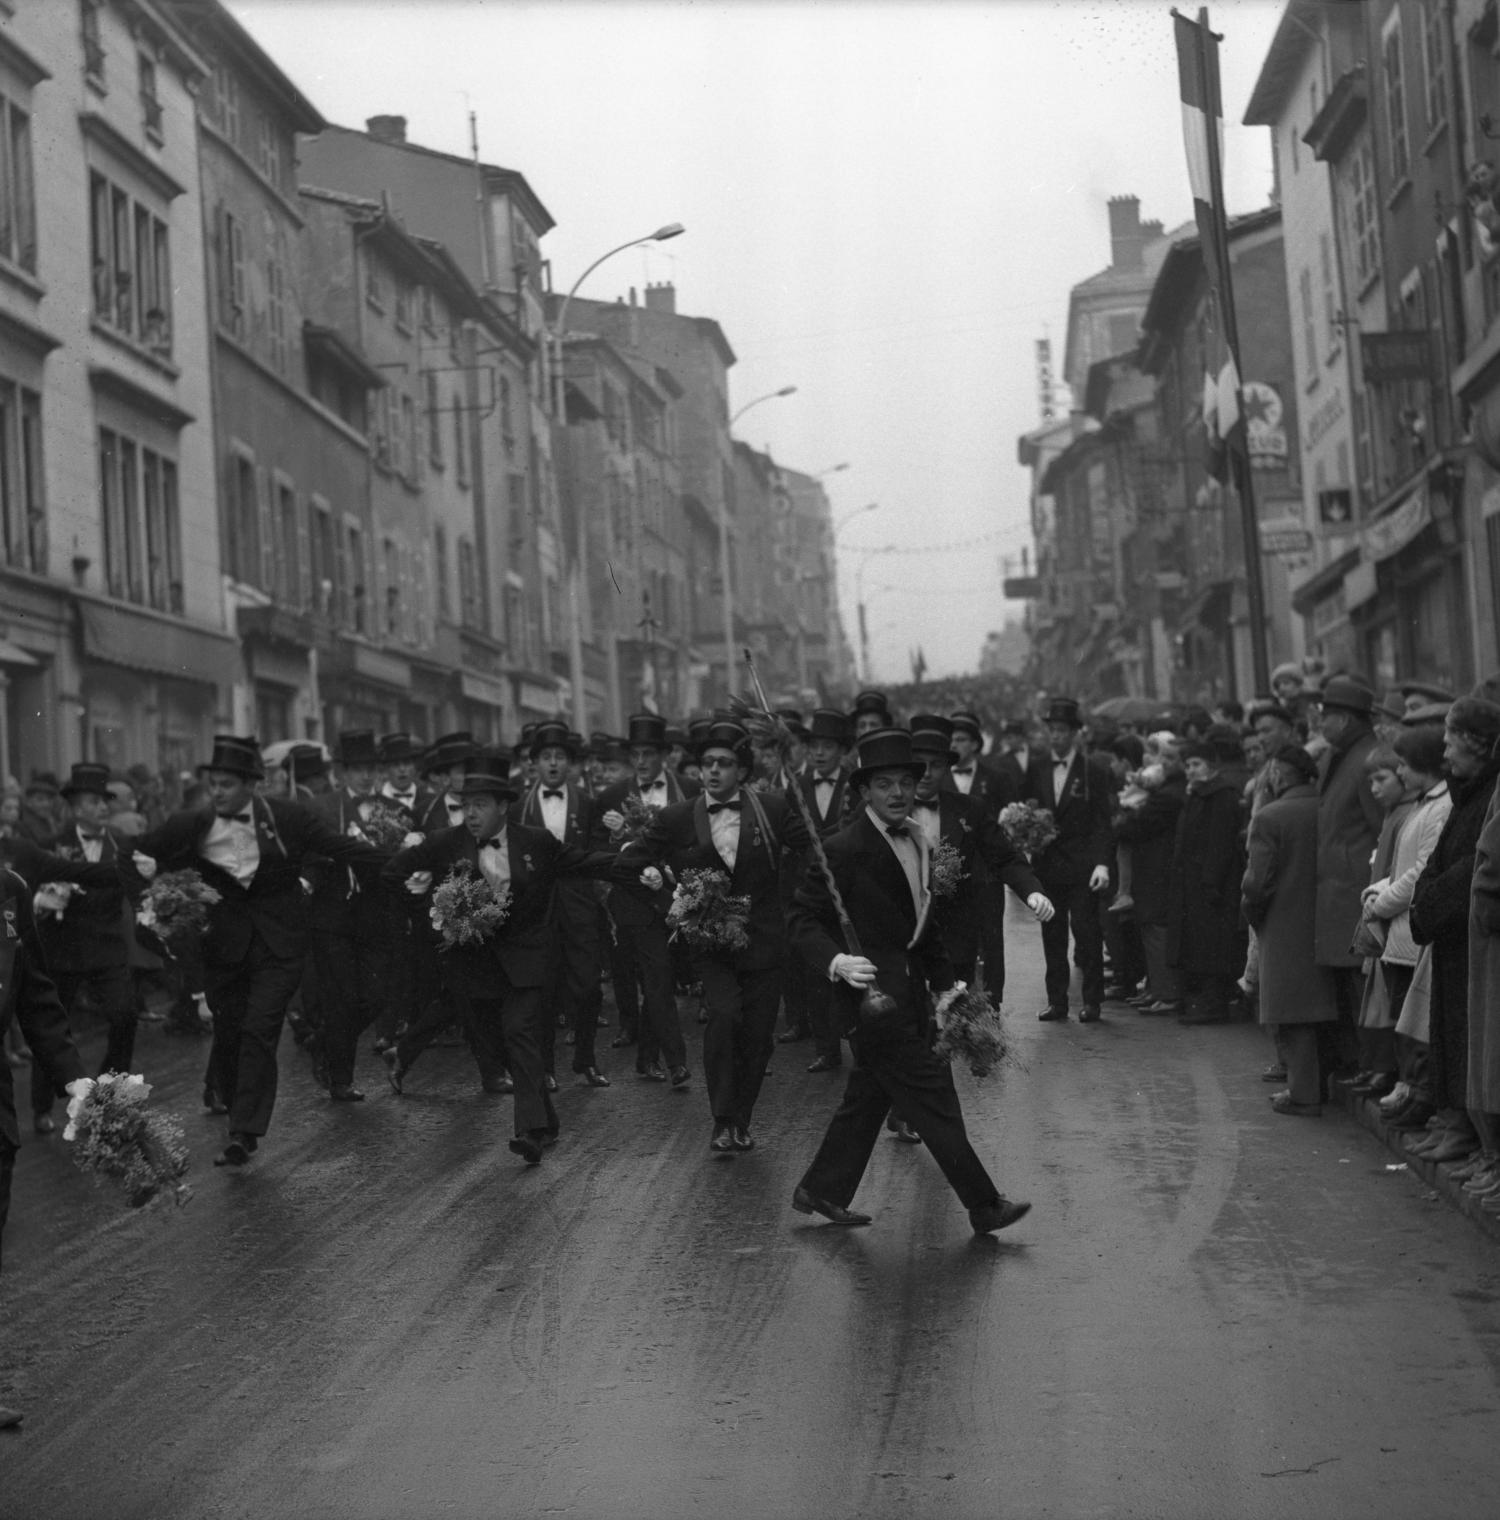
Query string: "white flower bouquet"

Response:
xmin=64 ymin=1073 xmax=191 ymax=1209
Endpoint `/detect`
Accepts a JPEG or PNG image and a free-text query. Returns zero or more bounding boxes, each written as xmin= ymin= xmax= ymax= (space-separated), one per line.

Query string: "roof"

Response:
xmin=164 ymin=0 xmax=324 ymax=133
xmin=1243 ymin=0 xmax=1321 ymax=126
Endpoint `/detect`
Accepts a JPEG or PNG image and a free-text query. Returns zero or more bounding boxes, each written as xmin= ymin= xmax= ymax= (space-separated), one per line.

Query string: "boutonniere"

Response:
xmin=522 ymin=854 xmax=534 ymax=872
xmin=959 ymin=817 xmax=972 ymax=834
xmin=3 ymin=905 xmax=16 ymax=939
xmin=56 ymin=844 xmax=82 ymax=862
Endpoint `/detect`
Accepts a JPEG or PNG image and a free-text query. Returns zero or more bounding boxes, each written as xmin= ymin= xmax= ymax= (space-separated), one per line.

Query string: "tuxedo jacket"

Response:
xmin=945 ymin=758 xmax=1016 ymax=814
xmin=381 ymin=782 xmax=436 ymax=823
xmin=591 ymin=772 xmax=701 ymax=926
xmin=33 ymin=826 xmax=131 ymax=973
xmin=789 ymin=810 xmax=953 ymax=1036
xmin=384 ymin=822 xmax=636 ymax=992
xmin=303 ymin=790 xmax=400 ymax=937
xmin=797 ymin=768 xmax=853 ymax=839
xmin=640 ymin=791 xmax=809 ymax=971
xmin=0 ymin=868 xmax=83 ymax=1148
xmin=416 ymin=790 xmax=466 ymax=836
xmin=133 ymin=797 xmax=381 ymax=966
xmin=518 ymin=779 xmax=602 ymax=935
xmin=1019 ymin=749 xmax=1114 ymax=890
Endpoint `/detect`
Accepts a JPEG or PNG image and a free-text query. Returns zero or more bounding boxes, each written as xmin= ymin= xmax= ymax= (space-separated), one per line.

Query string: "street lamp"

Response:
xmin=814 ymin=462 xmax=850 ymax=480
xmin=550 ymin=221 xmax=684 ymax=731
xmin=730 ymin=385 xmax=797 ymax=427
xmin=834 ymin=501 xmax=879 ymax=538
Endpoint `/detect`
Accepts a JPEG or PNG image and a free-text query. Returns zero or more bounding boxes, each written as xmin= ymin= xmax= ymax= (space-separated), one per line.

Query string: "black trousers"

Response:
xmin=394 ymin=985 xmax=508 ymax=1085
xmin=808 ymin=979 xmax=843 ymax=1062
xmin=698 ymin=959 xmax=781 ymax=1128
xmin=610 ymin=917 xmax=685 ymax=1070
xmin=32 ymin=966 xmax=137 ymax=1118
xmin=0 ymin=1137 xmax=14 ymax=1275
xmin=800 ymin=1018 xmax=1002 ymax=1212
xmin=312 ymin=933 xmax=388 ymax=1089
xmin=469 ymin=980 xmax=557 ymax=1138
xmin=540 ymin=898 xmax=604 ymax=1075
xmin=202 ymin=934 xmax=306 ymax=1138
xmin=1039 ymin=881 xmax=1105 ymax=1010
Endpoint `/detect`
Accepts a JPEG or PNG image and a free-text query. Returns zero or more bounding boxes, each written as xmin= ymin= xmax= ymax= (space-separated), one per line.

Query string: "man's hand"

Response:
xmin=829 ymin=953 xmax=877 ymax=987
xmin=404 ymin=870 xmax=434 ymax=896
xmin=1026 ymin=892 xmax=1055 ymax=923
xmin=1088 ymin=865 xmax=1110 ymax=893
xmin=602 ymin=809 xmax=625 ymax=834
xmin=638 ymin=867 xmax=663 ymax=891
xmin=132 ymin=851 xmax=158 ymax=881
xmin=401 ymin=831 xmax=424 ymax=849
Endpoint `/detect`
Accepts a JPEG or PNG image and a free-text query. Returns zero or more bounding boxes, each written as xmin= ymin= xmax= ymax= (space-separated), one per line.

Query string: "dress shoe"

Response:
xmin=33 ymin=1114 xmax=54 ymax=1136
xmin=201 ymin=1084 xmax=229 ymax=1114
xmin=543 ymin=1074 xmax=559 ymax=1093
xmin=970 ymin=1198 xmax=1032 ymax=1234
xmin=382 ymin=1047 xmax=407 ymax=1096
xmin=580 ymin=1067 xmax=611 ymax=1088
xmin=777 ymin=1027 xmax=810 ymax=1044
xmin=1103 ymin=984 xmax=1136 ymax=1001
xmin=791 ymin=1185 xmax=871 ymax=1226
xmin=710 ymin=1122 xmax=737 ymax=1154
xmin=886 ymin=1116 xmax=922 ymax=1144
xmin=733 ymin=1126 xmax=755 ymax=1151
xmin=540 ymin=1130 xmax=559 ymax=1148
xmin=1125 ymin=992 xmax=1155 ymax=1008
xmin=1448 ymin=1153 xmax=1493 ymax=1182
xmin=213 ymin=1134 xmax=257 ymax=1167
xmin=481 ymin=1074 xmax=514 ymax=1095
xmin=1269 ymin=1094 xmax=1321 ymax=1117
xmin=1424 ymin=1131 xmax=1479 ymax=1164
xmin=1379 ymin=1082 xmax=1412 ymax=1112
xmin=1464 ymin=1169 xmax=1500 ymax=1198
xmin=1079 ymin=1005 xmax=1102 ymax=1024
xmin=1386 ymin=1099 xmax=1435 ymax=1129
xmin=638 ymin=1062 xmax=667 ymax=1082
xmin=508 ymin=1133 xmax=543 ymax=1166
xmin=1351 ymin=1072 xmax=1398 ymax=1098
xmin=610 ymin=1033 xmax=636 ymax=1049
xmin=1037 ymin=1006 xmax=1069 ymax=1022
xmin=1336 ymin=1069 xmax=1374 ymax=1089
xmin=329 ymin=1083 xmax=365 ymax=1102
xmin=1261 ymin=1064 xmax=1289 ymax=1083
xmin=806 ymin=1053 xmax=842 ymax=1073
xmin=669 ymin=1065 xmax=691 ymax=1089
xmin=0 ymin=1405 xmax=23 ymax=1429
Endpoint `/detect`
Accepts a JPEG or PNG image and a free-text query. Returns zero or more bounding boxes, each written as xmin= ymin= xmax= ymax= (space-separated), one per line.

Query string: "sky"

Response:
xmin=230 ymin=0 xmax=1285 ymax=684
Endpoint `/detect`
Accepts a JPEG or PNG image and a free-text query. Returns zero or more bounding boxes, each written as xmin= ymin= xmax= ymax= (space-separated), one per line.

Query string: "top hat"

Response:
xmin=627 ymin=712 xmax=668 ymax=749
xmin=849 ymin=727 xmax=926 ymax=789
xmin=774 ymin=707 xmax=808 ymax=738
xmin=336 ymin=729 xmax=380 ymax=767
xmin=531 ymin=720 xmax=576 ymax=756
xmin=287 ymin=743 xmax=329 ymax=783
xmin=201 ymin=735 xmax=265 ymax=779
xmin=852 ymin=689 xmax=891 ymax=718
xmin=1042 ymin=696 xmax=1083 ymax=729
xmin=696 ymin=719 xmax=753 ymax=766
xmin=60 ymin=762 xmax=114 ymax=801
xmin=378 ymin=732 xmax=422 ymax=764
xmin=1318 ymin=676 xmax=1376 ymax=718
xmin=807 ymin=707 xmax=851 ymax=746
xmin=949 ymin=710 xmax=984 ymax=743
xmin=1001 ymin=718 xmax=1028 ymax=737
xmin=422 ymin=731 xmax=477 ymax=775
xmin=596 ymin=736 xmax=628 ymax=763
xmin=458 ymin=748 xmax=519 ymax=800
xmin=588 ymin=729 xmax=614 ymax=751
xmin=908 ymin=719 xmax=958 ymax=766
xmin=25 ymin=769 xmax=60 ymax=796
xmin=663 ymin=725 xmax=688 ymax=749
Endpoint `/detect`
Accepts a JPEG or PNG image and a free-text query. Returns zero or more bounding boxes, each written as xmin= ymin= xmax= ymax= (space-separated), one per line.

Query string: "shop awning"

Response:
xmin=78 ymin=599 xmax=239 ymax=688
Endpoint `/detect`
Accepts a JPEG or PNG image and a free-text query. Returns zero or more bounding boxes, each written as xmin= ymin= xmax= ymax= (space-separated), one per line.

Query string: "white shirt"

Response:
xmin=1012 ymin=745 xmax=1030 ymax=774
xmin=201 ymin=809 xmax=260 ymax=886
xmin=478 ymin=828 xmax=511 ymax=894
xmin=1052 ymin=749 xmax=1076 ymax=804
xmin=708 ymin=792 xmax=742 ymax=871
xmin=445 ymin=793 xmax=465 ymax=825
xmin=382 ymin=782 xmax=418 ymax=811
xmin=868 ymin=806 xmax=923 ymax=917
xmin=75 ymin=827 xmax=105 ymax=863
xmin=951 ymin=766 xmax=975 ymax=796
xmin=538 ymin=784 xmax=568 ymax=842
xmin=910 ymin=797 xmax=942 ymax=849
xmin=638 ymin=776 xmax=669 ymax=806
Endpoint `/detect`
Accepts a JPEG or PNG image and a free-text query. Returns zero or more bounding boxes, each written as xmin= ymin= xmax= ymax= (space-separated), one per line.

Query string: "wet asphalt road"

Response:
xmin=4 ymin=915 xmax=1500 ymax=1520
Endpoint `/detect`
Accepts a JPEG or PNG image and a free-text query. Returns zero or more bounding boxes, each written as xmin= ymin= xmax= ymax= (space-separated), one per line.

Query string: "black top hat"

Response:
xmin=567 ymin=729 xmax=587 ymax=753
xmin=336 ymin=730 xmax=380 ymax=767
xmin=1042 ymin=697 xmax=1083 ymax=729
xmin=807 ymin=708 xmax=851 ymax=746
xmin=663 ymin=724 xmax=688 ymax=748
xmin=588 ymin=729 xmax=614 ymax=750
xmin=25 ymin=770 xmax=60 ymax=795
xmin=849 ymin=727 xmax=927 ymax=789
xmin=378 ymin=732 xmax=422 ymax=764
xmin=596 ymin=736 xmax=628 ymax=763
xmin=627 ymin=713 xmax=668 ymax=749
xmin=287 ymin=744 xmax=328 ymax=782
xmin=908 ymin=715 xmax=958 ymax=765
xmin=696 ymin=720 xmax=753 ymax=767
xmin=1318 ymin=676 xmax=1376 ymax=718
xmin=201 ymin=735 xmax=265 ymax=779
xmin=949 ymin=710 xmax=984 ymax=742
xmin=531 ymin=720 xmax=576 ymax=756
xmin=422 ymin=731 xmax=477 ymax=775
xmin=60 ymin=762 xmax=114 ymax=801
xmin=774 ymin=706 xmax=808 ymax=738
xmin=852 ymin=689 xmax=891 ymax=717
xmin=458 ymin=748 xmax=519 ymax=800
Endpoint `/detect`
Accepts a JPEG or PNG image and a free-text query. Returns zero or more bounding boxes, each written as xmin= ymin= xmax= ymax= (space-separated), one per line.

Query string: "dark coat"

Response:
xmin=946 ymin=758 xmax=1016 ymax=814
xmin=133 ymin=796 xmax=381 ymax=967
xmin=797 ymin=767 xmax=852 ymax=838
xmin=1112 ymin=773 xmax=1187 ymax=926
xmin=1019 ymin=748 xmax=1114 ymax=890
xmin=1241 ymin=784 xmax=1337 ymax=1025
xmin=1467 ymin=784 xmax=1500 ymax=1110
xmin=415 ymin=790 xmax=466 ymax=835
xmin=591 ymin=771 xmax=700 ymax=927
xmin=640 ymin=790 xmax=809 ymax=971
xmin=518 ymin=779 xmax=604 ymax=936
xmin=1314 ymin=721 xmax=1383 ymax=967
xmin=0 ymin=867 xmax=86 ymax=1148
xmin=384 ymin=822 xmax=636 ymax=992
xmin=36 ymin=825 xmax=129 ymax=973
xmin=1166 ymin=774 xmax=1246 ymax=976
xmin=789 ymin=810 xmax=952 ymax=1038
xmin=302 ymin=790 xmax=400 ymax=939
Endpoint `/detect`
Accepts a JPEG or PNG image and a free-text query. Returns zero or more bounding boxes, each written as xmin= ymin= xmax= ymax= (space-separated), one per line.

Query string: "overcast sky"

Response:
xmin=231 ymin=0 xmax=1284 ymax=684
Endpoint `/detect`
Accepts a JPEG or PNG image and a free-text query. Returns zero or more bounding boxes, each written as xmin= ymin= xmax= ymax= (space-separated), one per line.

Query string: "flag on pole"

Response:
xmin=1173 ymin=7 xmax=1231 ymax=311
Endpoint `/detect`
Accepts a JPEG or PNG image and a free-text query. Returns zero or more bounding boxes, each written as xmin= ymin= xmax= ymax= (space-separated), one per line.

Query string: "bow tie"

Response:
xmin=708 ymin=798 xmax=741 ymax=815
xmin=886 ymin=823 xmax=911 ymax=839
xmin=482 ymin=835 xmax=505 ymax=850
xmin=641 ymin=783 xmax=666 ymax=795
xmin=953 ymin=766 xmax=974 ymax=777
xmin=815 ymin=774 xmax=837 ymax=786
xmin=389 ymin=789 xmax=414 ymax=802
xmin=541 ymin=788 xmax=565 ymax=800
xmin=223 ymin=811 xmax=253 ymax=824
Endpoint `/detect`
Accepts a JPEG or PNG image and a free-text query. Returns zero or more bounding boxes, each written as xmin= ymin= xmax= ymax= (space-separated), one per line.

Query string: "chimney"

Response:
xmin=1107 ymin=195 xmax=1144 ymax=271
xmin=366 ymin=115 xmax=407 ymax=144
xmin=644 ymin=281 xmax=676 ymax=315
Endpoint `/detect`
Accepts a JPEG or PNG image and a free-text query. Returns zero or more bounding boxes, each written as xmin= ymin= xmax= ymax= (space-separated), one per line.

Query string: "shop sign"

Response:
xmin=1361 ymin=330 xmax=1432 ymax=384
xmin=1364 ymin=483 xmax=1430 ymax=562
xmin=1245 ymin=381 xmax=1288 ymax=466
xmin=1310 ymin=585 xmax=1348 ymax=636
xmin=1259 ymin=519 xmax=1313 ymax=555
xmin=518 ymin=680 xmax=559 ymax=712
xmin=1303 ymin=388 xmax=1346 ymax=453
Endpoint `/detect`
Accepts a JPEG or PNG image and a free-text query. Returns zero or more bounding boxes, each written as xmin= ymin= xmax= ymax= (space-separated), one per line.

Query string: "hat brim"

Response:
xmin=59 ymin=783 xmax=112 ymax=801
xmin=457 ymin=779 xmax=519 ymax=801
xmin=849 ymin=760 xmax=926 ymax=790
xmin=197 ymin=762 xmax=265 ymax=780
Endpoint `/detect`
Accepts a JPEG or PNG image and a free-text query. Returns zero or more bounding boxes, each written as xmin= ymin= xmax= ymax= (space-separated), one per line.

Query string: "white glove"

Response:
xmin=404 ymin=870 xmax=434 ymax=896
xmin=401 ymin=831 xmax=425 ymax=848
xmin=1088 ymin=865 xmax=1111 ymax=893
xmin=638 ymin=867 xmax=663 ymax=891
xmin=829 ymin=953 xmax=877 ymax=987
xmin=1027 ymin=892 xmax=1056 ymax=923
xmin=602 ymin=809 xmax=625 ymax=833
xmin=34 ymin=883 xmax=76 ymax=919
xmin=132 ymin=851 xmax=158 ymax=881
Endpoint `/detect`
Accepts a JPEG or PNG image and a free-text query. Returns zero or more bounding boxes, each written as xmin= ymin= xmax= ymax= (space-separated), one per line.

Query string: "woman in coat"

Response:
xmin=1241 ymin=744 xmax=1336 ymax=1114
xmin=1409 ymin=699 xmax=1500 ymax=1165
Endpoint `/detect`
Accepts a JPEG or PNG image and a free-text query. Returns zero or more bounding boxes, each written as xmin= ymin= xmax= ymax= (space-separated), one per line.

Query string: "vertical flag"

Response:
xmin=1174 ymin=7 xmax=1232 ymax=317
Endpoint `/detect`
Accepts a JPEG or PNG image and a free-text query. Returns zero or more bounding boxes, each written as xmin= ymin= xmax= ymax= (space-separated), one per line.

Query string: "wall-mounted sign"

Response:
xmin=1361 ymin=330 xmax=1432 ymax=384
xmin=1245 ymin=381 xmax=1289 ymax=466
xmin=1318 ymin=487 xmax=1354 ymax=528
xmin=1364 ymin=482 xmax=1430 ymax=561
xmin=1260 ymin=521 xmax=1313 ymax=555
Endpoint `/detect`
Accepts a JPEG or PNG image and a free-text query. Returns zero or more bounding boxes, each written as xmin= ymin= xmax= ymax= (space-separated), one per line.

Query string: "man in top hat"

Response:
xmin=787 ymin=727 xmax=1031 ymax=1234
xmin=514 ymin=724 xmax=540 ymax=790
xmin=1019 ymin=697 xmax=1115 ymax=1022
xmin=378 ymin=733 xmax=433 ymax=820
xmin=636 ymin=720 xmax=810 ymax=1152
xmin=415 ymin=732 xmax=478 ymax=834
xmin=287 ymin=744 xmax=331 ymax=801
xmin=948 ymin=711 xmax=1014 ymax=810
xmin=850 ymin=690 xmax=892 ymax=743
xmin=992 ymin=718 xmax=1041 ymax=800
xmin=129 ymin=736 xmax=383 ymax=1166
xmin=28 ymin=764 xmax=139 ymax=1135
xmin=592 ymin=713 xmax=700 ymax=1084
xmin=520 ymin=721 xmax=610 ymax=1089
xmin=384 ymin=749 xmax=657 ymax=1163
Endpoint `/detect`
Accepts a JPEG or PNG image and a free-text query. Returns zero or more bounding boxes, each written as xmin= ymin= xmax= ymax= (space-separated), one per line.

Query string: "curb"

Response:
xmin=1334 ymin=1083 xmax=1500 ymax=1245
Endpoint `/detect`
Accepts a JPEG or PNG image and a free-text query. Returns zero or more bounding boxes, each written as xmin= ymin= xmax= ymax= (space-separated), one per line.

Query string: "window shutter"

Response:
xmin=257 ymin=467 xmax=275 ymax=590
xmin=295 ymin=491 xmax=312 ymax=610
xmin=399 ymin=540 xmax=415 ymax=642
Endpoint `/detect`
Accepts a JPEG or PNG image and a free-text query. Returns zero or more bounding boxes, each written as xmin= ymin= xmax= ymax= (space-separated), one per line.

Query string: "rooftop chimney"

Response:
xmin=366 ymin=115 xmax=407 ymax=144
xmin=1107 ymin=195 xmax=1145 ymax=271
xmin=644 ymin=281 xmax=677 ymax=315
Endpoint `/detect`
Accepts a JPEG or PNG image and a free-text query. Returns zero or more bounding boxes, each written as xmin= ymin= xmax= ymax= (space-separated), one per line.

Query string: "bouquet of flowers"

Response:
xmin=63 ymin=1073 xmax=191 ymax=1209
xmin=667 ymin=867 xmax=752 ymax=955
xmin=928 ymin=838 xmax=966 ymax=899
xmin=998 ymin=800 xmax=1059 ymax=860
xmin=934 ymin=987 xmax=1015 ymax=1081
xmin=136 ymin=869 xmax=221 ymax=954
xmin=34 ymin=881 xmax=84 ymax=920
xmin=350 ymin=800 xmax=413 ymax=850
xmin=429 ymin=863 xmax=511 ymax=950
xmin=610 ymin=795 xmax=661 ymax=847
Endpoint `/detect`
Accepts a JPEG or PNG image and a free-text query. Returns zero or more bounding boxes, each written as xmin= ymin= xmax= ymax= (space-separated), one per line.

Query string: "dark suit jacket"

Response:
xmin=640 ymin=791 xmax=808 ymax=970
xmin=1019 ymin=749 xmax=1114 ymax=890
xmin=133 ymin=797 xmax=381 ymax=966
xmin=945 ymin=758 xmax=1015 ymax=814
xmin=36 ymin=826 xmax=129 ymax=973
xmin=789 ymin=810 xmax=953 ymax=1037
xmin=302 ymin=790 xmax=399 ymax=938
xmin=1112 ymin=774 xmax=1187 ymax=925
xmin=519 ymin=780 xmax=602 ymax=935
xmin=416 ymin=790 xmax=466 ymax=835
xmin=591 ymin=772 xmax=701 ymax=926
xmin=1 ymin=867 xmax=86 ymax=1147
xmin=798 ymin=768 xmax=852 ymax=838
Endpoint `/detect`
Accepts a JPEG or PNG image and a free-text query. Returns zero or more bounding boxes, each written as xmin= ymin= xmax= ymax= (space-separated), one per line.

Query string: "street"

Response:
xmin=4 ymin=920 xmax=1499 ymax=1520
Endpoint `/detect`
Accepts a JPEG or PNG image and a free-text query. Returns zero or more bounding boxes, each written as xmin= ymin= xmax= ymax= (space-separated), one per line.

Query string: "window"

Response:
xmin=89 ymin=172 xmax=172 ymax=356
xmin=276 ymin=480 xmax=299 ymax=606
xmin=138 ymin=54 xmax=162 ymax=142
xmin=1319 ymin=231 xmax=1339 ymax=354
xmin=0 ymin=380 xmax=45 ymax=573
xmin=256 ymin=113 xmax=281 ymax=191
xmin=310 ymin=498 xmax=337 ymax=618
xmin=382 ymin=535 xmax=400 ymax=636
xmin=0 ymin=91 xmax=37 ymax=273
xmin=502 ymin=581 xmax=521 ymax=650
xmin=424 ymin=372 xmax=442 ymax=465
xmin=400 ymin=393 xmax=418 ymax=480
xmin=457 ymin=537 xmax=479 ymax=628
xmin=1382 ymin=14 xmax=1410 ymax=185
xmin=420 ymin=285 xmax=436 ymax=334
xmin=453 ymin=401 xmax=468 ymax=489
xmin=1346 ymin=137 xmax=1381 ymax=289
xmin=394 ymin=279 xmax=412 ymax=333
xmin=1421 ymin=3 xmax=1447 ymax=133
xmin=81 ymin=1 xmax=105 ymax=86
xmin=99 ymin=428 xmax=181 ymax=612
xmin=215 ymin=205 xmax=246 ymax=338
xmin=434 ymin=523 xmax=452 ymax=621
xmin=225 ymin=452 xmax=261 ymax=586
xmin=346 ymin=522 xmax=367 ymax=634
xmin=499 ymin=376 xmax=515 ymax=459
xmin=210 ymin=60 xmax=240 ymax=145
xmin=265 ymin=217 xmax=289 ymax=373
xmin=365 ymin=255 xmax=383 ymax=312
